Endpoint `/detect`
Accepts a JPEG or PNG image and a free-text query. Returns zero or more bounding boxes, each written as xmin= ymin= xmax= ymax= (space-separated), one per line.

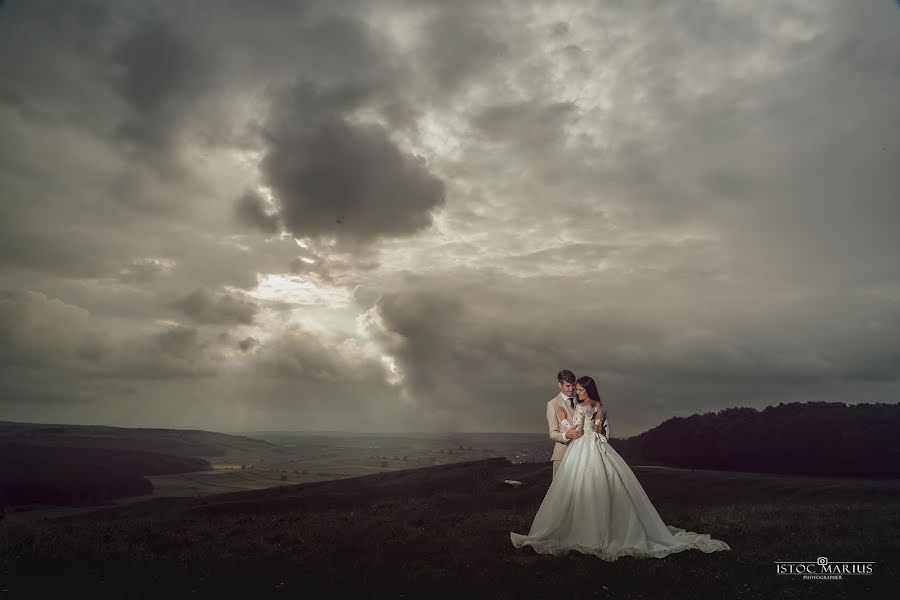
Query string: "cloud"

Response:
xmin=359 ymin=264 xmax=900 ymax=433
xmin=258 ymin=86 xmax=447 ymax=251
xmin=109 ymin=15 xmax=221 ymax=171
xmin=169 ymin=288 xmax=261 ymax=326
xmin=0 ymin=289 xmax=224 ymax=381
xmin=117 ymin=257 xmax=176 ymax=285
xmin=470 ymin=99 xmax=579 ymax=151
xmin=235 ymin=190 xmax=281 ymax=235
xmin=250 ymin=324 xmax=382 ymax=384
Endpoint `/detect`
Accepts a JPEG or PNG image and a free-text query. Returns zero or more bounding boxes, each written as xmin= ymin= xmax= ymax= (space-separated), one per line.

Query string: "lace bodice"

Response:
xmin=576 ymin=404 xmax=597 ymax=429
xmin=562 ymin=403 xmax=610 ymax=439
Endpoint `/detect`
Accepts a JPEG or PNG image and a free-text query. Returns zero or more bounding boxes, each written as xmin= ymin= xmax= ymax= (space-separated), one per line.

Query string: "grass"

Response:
xmin=1 ymin=458 xmax=896 ymax=599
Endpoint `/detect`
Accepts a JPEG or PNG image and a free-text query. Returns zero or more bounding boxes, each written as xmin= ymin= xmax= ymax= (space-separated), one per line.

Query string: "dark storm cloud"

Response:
xmin=215 ymin=10 xmax=453 ymax=250
xmin=260 ymin=113 xmax=446 ymax=250
xmin=234 ymin=190 xmax=280 ymax=235
xmin=170 ymin=288 xmax=260 ymax=326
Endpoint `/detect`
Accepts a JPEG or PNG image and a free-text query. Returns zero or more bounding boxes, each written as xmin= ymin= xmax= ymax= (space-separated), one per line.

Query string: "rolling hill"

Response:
xmin=0 ymin=421 xmax=280 ymax=507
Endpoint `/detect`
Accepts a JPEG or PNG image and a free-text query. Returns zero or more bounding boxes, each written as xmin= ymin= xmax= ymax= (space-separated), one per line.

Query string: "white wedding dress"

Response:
xmin=510 ymin=404 xmax=731 ymax=560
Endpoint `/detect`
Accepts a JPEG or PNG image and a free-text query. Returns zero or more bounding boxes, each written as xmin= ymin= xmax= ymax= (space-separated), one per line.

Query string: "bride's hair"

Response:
xmin=576 ymin=376 xmax=603 ymax=405
xmin=577 ymin=375 xmax=608 ymax=431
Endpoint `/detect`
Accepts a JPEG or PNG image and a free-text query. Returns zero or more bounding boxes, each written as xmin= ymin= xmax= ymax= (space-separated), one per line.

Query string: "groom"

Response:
xmin=546 ymin=369 xmax=602 ymax=479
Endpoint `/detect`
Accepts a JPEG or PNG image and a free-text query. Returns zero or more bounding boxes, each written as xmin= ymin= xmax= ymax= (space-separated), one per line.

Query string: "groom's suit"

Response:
xmin=547 ymin=392 xmax=577 ymax=479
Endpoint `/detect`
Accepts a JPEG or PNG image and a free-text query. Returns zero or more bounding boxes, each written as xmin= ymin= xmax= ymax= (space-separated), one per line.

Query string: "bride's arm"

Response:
xmin=598 ymin=412 xmax=610 ymax=437
xmin=591 ymin=406 xmax=604 ymax=433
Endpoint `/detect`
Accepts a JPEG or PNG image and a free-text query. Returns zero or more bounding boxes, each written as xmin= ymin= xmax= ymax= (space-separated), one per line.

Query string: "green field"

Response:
xmin=134 ymin=431 xmax=551 ymax=499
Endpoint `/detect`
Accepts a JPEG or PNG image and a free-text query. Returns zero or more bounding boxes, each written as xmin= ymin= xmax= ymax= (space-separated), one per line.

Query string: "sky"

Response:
xmin=0 ymin=0 xmax=898 ymax=437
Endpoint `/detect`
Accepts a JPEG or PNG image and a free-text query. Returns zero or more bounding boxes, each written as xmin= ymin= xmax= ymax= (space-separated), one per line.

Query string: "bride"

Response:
xmin=510 ymin=376 xmax=731 ymax=560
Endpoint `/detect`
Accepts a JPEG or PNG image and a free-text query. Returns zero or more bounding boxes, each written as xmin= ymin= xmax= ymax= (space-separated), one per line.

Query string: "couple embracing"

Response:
xmin=510 ymin=370 xmax=731 ymax=561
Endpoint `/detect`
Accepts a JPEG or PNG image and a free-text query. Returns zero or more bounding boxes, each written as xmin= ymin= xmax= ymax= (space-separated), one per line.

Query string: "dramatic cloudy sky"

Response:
xmin=1 ymin=0 xmax=898 ymax=437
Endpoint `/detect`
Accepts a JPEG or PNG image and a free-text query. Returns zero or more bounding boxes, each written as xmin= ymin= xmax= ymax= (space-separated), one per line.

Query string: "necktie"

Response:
xmin=569 ymin=396 xmax=574 ymax=409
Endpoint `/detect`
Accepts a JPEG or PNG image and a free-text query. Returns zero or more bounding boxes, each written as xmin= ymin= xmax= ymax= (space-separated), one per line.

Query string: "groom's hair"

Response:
xmin=557 ymin=370 xmax=576 ymax=384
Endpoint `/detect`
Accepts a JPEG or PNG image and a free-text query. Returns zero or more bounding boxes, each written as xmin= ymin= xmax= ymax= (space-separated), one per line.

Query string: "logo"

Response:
xmin=775 ymin=556 xmax=874 ymax=580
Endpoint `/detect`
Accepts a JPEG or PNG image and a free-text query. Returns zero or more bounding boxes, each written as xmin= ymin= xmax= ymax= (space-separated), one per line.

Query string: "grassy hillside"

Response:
xmin=0 ymin=420 xmax=279 ymax=508
xmin=0 ymin=442 xmax=211 ymax=506
xmin=0 ymin=420 xmax=278 ymax=458
xmin=1 ymin=457 xmax=896 ymax=599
